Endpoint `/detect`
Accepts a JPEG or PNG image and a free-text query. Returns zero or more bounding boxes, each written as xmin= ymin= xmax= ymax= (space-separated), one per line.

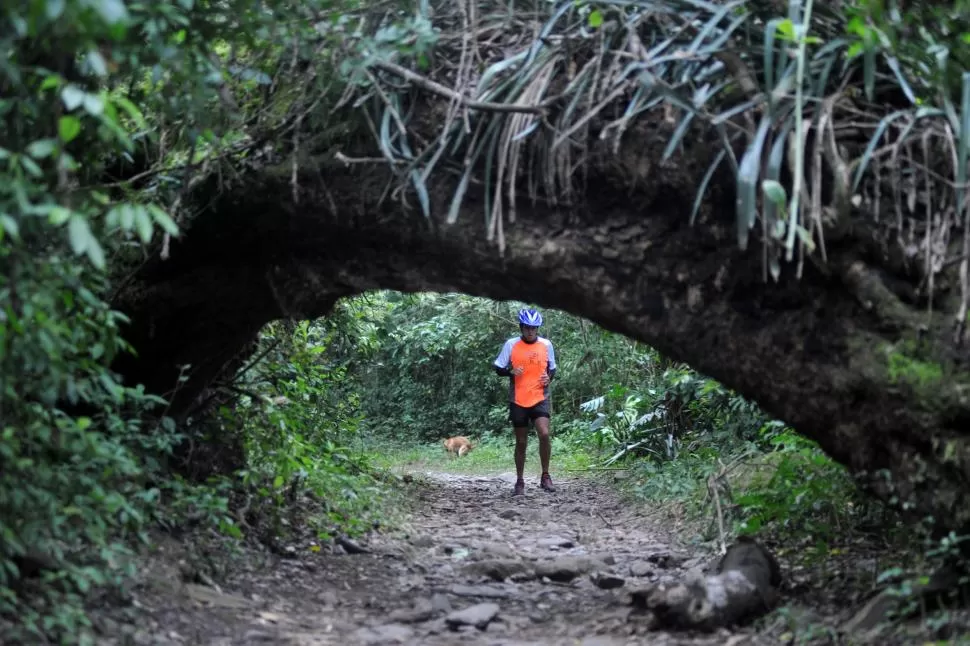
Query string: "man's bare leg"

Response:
xmin=514 ymin=427 xmax=529 ymax=478
xmin=513 ymin=427 xmax=528 ymax=495
xmin=535 ymin=417 xmax=555 ymax=492
xmin=535 ymin=417 xmax=551 ymax=474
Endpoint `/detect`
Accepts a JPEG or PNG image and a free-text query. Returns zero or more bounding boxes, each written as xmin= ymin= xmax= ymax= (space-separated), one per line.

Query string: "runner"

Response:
xmin=492 ymin=308 xmax=557 ymax=495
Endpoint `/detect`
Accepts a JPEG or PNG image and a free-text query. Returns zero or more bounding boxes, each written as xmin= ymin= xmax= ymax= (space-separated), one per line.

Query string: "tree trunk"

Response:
xmin=111 ymin=108 xmax=970 ymax=538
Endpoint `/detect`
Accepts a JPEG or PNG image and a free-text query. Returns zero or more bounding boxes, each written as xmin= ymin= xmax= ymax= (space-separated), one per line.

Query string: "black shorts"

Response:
xmin=509 ymin=400 xmax=551 ymax=427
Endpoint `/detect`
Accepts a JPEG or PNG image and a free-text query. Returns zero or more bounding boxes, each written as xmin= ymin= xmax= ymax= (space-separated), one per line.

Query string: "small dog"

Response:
xmin=442 ymin=436 xmax=475 ymax=457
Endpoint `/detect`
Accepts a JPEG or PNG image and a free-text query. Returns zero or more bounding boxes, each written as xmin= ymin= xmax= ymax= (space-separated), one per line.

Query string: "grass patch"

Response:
xmin=370 ymin=430 xmax=600 ymax=476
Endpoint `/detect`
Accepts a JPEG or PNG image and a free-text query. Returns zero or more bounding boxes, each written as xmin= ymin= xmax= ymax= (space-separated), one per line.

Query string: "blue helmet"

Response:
xmin=517 ymin=308 xmax=543 ymax=327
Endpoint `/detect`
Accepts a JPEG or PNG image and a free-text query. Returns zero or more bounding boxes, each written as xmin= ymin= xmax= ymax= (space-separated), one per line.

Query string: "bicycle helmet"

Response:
xmin=517 ymin=308 xmax=543 ymax=327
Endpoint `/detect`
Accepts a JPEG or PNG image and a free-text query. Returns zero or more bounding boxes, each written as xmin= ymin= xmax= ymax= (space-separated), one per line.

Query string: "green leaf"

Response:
xmin=10 ymin=14 xmax=27 ymax=36
xmin=690 ymin=149 xmax=727 ymax=226
xmin=27 ymin=138 xmax=57 ymax=159
xmin=40 ymin=75 xmax=61 ymax=91
xmin=133 ymin=206 xmax=152 ymax=243
xmin=93 ymin=0 xmax=130 ymax=24
xmin=776 ymin=18 xmax=795 ymax=41
xmin=111 ymin=95 xmax=146 ymax=128
xmin=86 ymin=237 xmax=106 ymax=270
xmin=0 ymin=214 xmax=19 ymax=241
xmin=587 ymin=9 xmax=603 ymax=28
xmin=736 ymin=115 xmax=772 ymax=250
xmin=58 ymin=116 xmax=82 ymax=143
xmin=85 ymin=50 xmax=109 ymax=77
xmin=45 ymin=0 xmax=66 ymax=19
xmin=851 ymin=110 xmax=912 ymax=192
xmin=148 ymin=204 xmax=179 ymax=236
xmin=59 ymin=151 xmax=79 ymax=172
xmin=761 ymin=179 xmax=788 ymax=206
xmin=83 ymin=94 xmax=105 ymax=116
xmin=19 ymin=155 xmax=42 ymax=177
xmin=49 ymin=206 xmax=72 ymax=225
xmin=118 ymin=204 xmax=134 ymax=230
xmin=62 ymin=85 xmax=85 ymax=111
xmin=68 ymin=215 xmax=93 ymax=255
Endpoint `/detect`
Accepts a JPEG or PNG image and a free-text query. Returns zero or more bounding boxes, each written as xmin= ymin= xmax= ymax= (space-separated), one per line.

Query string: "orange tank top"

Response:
xmin=509 ymin=339 xmax=550 ymax=408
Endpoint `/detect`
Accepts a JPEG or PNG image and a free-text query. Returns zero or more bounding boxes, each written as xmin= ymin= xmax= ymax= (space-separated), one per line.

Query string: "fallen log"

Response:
xmin=629 ymin=536 xmax=782 ymax=631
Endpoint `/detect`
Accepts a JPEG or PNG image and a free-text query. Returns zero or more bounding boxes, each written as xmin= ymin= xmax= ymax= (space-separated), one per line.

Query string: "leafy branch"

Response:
xmin=338 ymin=0 xmax=970 ymax=339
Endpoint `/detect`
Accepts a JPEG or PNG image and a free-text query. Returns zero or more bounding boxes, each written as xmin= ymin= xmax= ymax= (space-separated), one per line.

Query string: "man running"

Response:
xmin=492 ymin=308 xmax=557 ymax=495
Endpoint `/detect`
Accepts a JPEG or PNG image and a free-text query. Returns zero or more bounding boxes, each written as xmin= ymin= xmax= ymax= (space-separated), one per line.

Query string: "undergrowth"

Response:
xmin=625 ymin=424 xmax=892 ymax=549
xmin=0 ymin=0 xmax=377 ymax=641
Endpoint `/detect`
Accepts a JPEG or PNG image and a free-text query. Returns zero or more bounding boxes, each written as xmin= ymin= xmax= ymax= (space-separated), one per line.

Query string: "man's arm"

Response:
xmin=493 ymin=339 xmax=513 ymax=376
xmin=545 ymin=340 xmax=557 ymax=381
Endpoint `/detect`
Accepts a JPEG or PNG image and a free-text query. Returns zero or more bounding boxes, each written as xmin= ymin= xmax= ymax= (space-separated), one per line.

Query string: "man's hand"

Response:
xmin=539 ymin=373 xmax=550 ymax=386
xmin=511 ymin=366 xmax=525 ymax=376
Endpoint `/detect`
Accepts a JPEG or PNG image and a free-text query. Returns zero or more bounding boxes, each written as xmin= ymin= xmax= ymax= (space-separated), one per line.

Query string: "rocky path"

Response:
xmin=101 ymin=472 xmax=771 ymax=645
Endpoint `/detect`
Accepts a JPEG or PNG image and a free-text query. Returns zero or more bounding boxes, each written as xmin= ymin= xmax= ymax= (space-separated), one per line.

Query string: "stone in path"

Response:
xmin=534 ymin=555 xmax=608 ymax=582
xmin=351 ymin=623 xmax=414 ymax=644
xmin=445 ymin=602 xmax=501 ymax=630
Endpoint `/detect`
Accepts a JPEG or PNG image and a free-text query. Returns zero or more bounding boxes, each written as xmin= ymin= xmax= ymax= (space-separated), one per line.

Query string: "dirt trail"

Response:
xmin=97 ymin=472 xmax=771 ymax=646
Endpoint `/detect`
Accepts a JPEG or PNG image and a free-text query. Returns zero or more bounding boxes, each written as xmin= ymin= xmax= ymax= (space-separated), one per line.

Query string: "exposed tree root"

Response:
xmin=629 ymin=536 xmax=782 ymax=632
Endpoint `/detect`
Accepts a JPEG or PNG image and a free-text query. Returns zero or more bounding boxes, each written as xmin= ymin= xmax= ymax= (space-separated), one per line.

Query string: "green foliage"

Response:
xmin=731 ymin=426 xmax=866 ymax=544
xmin=0 ymin=0 xmax=201 ymax=638
xmin=574 ymin=364 xmax=766 ymax=466
xmin=0 ymin=0 xmax=381 ymax=640
xmin=348 ymin=292 xmax=507 ymax=441
xmin=344 ymin=291 xmax=654 ymax=444
xmin=211 ymin=318 xmax=389 ymax=543
xmin=885 ymin=343 xmax=945 ymax=392
xmin=0 ymin=0 xmax=435 ymax=628
xmin=555 ymin=350 xmax=882 ymax=550
xmin=237 ymin=320 xmax=365 ymax=483
xmin=629 ymin=448 xmax=723 ymax=505
xmin=843 ymin=0 xmax=970 ymax=99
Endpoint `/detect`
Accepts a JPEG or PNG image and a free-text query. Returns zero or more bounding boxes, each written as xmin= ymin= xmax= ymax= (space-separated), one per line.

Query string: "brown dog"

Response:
xmin=442 ymin=436 xmax=475 ymax=457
